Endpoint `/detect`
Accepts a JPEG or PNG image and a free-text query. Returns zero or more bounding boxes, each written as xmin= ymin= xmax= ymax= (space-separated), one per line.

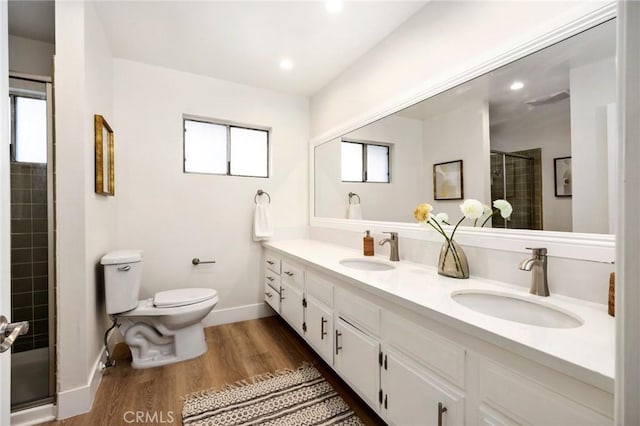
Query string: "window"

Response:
xmin=183 ymin=117 xmax=269 ymax=177
xmin=341 ymin=140 xmax=390 ymax=183
xmin=10 ymin=95 xmax=47 ymax=164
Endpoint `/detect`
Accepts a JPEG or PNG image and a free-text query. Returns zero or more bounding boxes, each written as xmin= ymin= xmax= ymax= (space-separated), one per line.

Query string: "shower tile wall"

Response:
xmin=10 ymin=162 xmax=49 ymax=353
xmin=491 ymin=149 xmax=542 ymax=230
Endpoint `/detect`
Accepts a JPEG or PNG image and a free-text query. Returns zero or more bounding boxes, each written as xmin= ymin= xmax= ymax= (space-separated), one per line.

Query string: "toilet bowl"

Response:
xmin=101 ymin=250 xmax=219 ymax=369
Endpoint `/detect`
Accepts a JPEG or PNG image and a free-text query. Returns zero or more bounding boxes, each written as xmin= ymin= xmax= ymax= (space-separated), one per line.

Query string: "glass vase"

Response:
xmin=438 ymin=240 xmax=469 ymax=279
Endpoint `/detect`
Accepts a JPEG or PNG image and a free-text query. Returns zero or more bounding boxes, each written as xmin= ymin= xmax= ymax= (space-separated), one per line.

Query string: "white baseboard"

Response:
xmin=203 ymin=302 xmax=274 ymax=327
xmin=56 ymin=349 xmax=104 ymax=420
xmin=11 ymin=403 xmax=56 ymax=426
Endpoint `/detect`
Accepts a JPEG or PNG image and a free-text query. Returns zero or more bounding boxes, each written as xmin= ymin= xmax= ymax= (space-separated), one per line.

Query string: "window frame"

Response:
xmin=341 ymin=139 xmax=391 ymax=183
xmin=182 ymin=115 xmax=271 ymax=178
xmin=9 ymin=90 xmax=47 ymax=164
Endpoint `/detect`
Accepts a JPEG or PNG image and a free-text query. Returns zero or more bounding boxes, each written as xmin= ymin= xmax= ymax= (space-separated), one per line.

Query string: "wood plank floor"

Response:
xmin=43 ymin=316 xmax=384 ymax=426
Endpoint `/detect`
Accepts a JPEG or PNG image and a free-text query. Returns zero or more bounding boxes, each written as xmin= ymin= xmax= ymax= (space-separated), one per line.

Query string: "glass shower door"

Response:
xmin=9 ymin=76 xmax=55 ymax=410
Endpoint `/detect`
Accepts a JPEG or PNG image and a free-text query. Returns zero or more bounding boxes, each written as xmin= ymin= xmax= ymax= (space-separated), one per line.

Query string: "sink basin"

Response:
xmin=451 ymin=290 xmax=583 ymax=329
xmin=339 ymin=258 xmax=395 ymax=271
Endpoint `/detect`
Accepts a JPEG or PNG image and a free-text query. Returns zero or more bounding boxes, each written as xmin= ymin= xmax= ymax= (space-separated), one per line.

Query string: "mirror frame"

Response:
xmin=310 ymin=3 xmax=616 ymax=263
xmin=95 ymin=114 xmax=115 ymax=196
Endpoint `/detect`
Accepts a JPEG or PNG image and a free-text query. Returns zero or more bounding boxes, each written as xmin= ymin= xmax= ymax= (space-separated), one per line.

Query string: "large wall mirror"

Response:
xmin=314 ymin=18 xmax=616 ymax=236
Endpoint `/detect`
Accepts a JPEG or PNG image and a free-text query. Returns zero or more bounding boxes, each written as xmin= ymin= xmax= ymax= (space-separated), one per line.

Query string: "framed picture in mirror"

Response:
xmin=433 ymin=160 xmax=463 ymax=200
xmin=554 ymin=157 xmax=572 ymax=197
xmin=95 ymin=114 xmax=114 ymax=196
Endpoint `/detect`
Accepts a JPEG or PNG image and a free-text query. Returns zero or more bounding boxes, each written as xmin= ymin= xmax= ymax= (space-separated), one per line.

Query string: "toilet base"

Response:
xmin=120 ymin=320 xmax=208 ymax=369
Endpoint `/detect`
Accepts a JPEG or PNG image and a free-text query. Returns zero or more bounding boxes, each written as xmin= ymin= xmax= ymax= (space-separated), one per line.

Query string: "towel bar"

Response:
xmin=192 ymin=258 xmax=216 ymax=265
xmin=255 ymin=189 xmax=271 ymax=204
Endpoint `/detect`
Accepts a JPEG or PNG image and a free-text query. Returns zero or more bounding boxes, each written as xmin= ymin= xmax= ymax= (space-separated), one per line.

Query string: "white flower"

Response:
xmin=460 ymin=199 xmax=484 ymax=219
xmin=493 ymin=199 xmax=513 ymax=219
xmin=434 ymin=212 xmax=449 ymax=225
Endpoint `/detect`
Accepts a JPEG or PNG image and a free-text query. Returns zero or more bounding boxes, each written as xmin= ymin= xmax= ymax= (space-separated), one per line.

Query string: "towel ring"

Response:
xmin=348 ymin=192 xmax=361 ymax=204
xmin=255 ymin=189 xmax=271 ymax=204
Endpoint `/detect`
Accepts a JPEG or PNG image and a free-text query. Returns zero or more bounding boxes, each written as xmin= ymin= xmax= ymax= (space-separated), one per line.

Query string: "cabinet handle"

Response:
xmin=438 ymin=402 xmax=447 ymax=426
xmin=384 ymin=394 xmax=388 ymax=409
xmin=266 ymin=276 xmax=275 ymax=281
xmin=284 ymin=271 xmax=294 ymax=277
xmin=265 ymin=291 xmax=272 ymax=298
xmin=266 ymin=260 xmax=275 ymax=265
xmin=279 ymin=287 xmax=285 ymax=301
xmin=321 ymin=317 xmax=328 ymax=340
xmin=335 ymin=330 xmax=342 ymax=355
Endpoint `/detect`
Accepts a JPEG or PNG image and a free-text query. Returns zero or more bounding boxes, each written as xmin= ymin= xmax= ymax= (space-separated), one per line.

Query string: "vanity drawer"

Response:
xmin=281 ymin=260 xmax=304 ymax=288
xmin=265 ymin=252 xmax=281 ymax=274
xmin=264 ymin=271 xmax=280 ymax=290
xmin=264 ymin=283 xmax=280 ymax=312
xmin=305 ymin=272 xmax=334 ymax=307
xmin=382 ymin=310 xmax=465 ymax=388
xmin=334 ymin=287 xmax=379 ymax=336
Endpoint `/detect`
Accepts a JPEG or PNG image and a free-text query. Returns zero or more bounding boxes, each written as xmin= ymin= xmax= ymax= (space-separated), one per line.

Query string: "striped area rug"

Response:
xmin=182 ymin=363 xmax=365 ymax=426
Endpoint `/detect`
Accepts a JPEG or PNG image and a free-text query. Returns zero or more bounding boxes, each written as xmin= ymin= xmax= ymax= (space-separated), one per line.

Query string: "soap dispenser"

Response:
xmin=363 ymin=230 xmax=374 ymax=256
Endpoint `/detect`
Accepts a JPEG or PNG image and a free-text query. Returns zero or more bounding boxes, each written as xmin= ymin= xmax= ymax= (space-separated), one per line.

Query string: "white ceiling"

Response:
xmin=93 ymin=1 xmax=427 ymax=96
xmin=8 ymin=0 xmax=55 ymax=44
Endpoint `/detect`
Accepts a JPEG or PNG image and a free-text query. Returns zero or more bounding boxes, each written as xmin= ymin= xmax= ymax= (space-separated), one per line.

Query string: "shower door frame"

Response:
xmin=8 ymin=72 xmax=57 ymax=410
xmin=490 ymin=149 xmax=536 ymax=230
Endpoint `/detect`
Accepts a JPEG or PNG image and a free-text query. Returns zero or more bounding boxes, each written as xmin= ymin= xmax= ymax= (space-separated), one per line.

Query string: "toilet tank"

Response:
xmin=101 ymin=250 xmax=143 ymax=315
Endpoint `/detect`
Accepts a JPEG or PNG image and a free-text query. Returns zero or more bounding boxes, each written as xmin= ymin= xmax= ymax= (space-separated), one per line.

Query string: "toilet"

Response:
xmin=101 ymin=250 xmax=219 ymax=369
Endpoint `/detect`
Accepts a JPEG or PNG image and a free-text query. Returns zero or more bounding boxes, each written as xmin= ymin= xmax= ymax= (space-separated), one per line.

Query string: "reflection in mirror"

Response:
xmin=314 ymin=19 xmax=616 ymax=235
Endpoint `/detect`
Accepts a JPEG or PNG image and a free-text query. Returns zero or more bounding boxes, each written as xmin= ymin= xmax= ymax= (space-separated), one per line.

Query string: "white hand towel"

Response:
xmin=347 ymin=203 xmax=363 ymax=220
xmin=253 ymin=203 xmax=273 ymax=241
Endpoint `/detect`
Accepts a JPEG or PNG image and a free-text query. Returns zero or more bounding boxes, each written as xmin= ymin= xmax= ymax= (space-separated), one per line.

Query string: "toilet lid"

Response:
xmin=153 ymin=288 xmax=218 ymax=308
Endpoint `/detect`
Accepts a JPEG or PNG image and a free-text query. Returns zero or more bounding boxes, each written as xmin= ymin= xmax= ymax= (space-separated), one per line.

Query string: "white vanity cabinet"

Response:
xmin=279 ymin=260 xmax=305 ymax=335
xmin=304 ymin=272 xmax=334 ymax=363
xmin=381 ymin=347 xmax=464 ymax=426
xmin=264 ymin=253 xmax=282 ymax=312
xmin=261 ymin=246 xmax=613 ymax=426
xmin=334 ymin=317 xmax=381 ymax=410
xmin=472 ymin=354 xmax=613 ymax=425
xmin=380 ymin=311 xmax=466 ymax=425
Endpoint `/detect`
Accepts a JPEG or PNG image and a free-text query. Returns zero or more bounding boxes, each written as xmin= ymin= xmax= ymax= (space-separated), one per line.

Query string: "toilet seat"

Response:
xmin=118 ymin=289 xmax=219 ymax=317
xmin=154 ymin=288 xmax=217 ymax=308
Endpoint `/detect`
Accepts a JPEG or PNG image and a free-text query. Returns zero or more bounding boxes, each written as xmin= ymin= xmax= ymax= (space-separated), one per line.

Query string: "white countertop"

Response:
xmin=264 ymin=239 xmax=615 ymax=393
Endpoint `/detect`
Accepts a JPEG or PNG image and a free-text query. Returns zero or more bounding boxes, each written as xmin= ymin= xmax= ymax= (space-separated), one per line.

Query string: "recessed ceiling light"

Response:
xmin=280 ymin=58 xmax=294 ymax=71
xmin=326 ymin=0 xmax=343 ymax=14
xmin=510 ymin=81 xmax=525 ymax=91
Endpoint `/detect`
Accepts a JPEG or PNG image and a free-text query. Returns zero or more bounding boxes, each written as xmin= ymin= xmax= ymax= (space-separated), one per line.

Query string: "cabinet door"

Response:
xmin=280 ymin=280 xmax=304 ymax=335
xmin=264 ymin=283 xmax=280 ymax=312
xmin=381 ymin=347 xmax=464 ymax=426
xmin=305 ymin=296 xmax=333 ymax=363
xmin=334 ymin=318 xmax=380 ymax=409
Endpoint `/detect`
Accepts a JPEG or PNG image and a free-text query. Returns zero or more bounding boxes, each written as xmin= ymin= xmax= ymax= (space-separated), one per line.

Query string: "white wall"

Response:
xmin=491 ymin=99 xmax=573 ymax=232
xmin=310 ymin=1 xmax=610 ymax=139
xmin=422 ymin=100 xmax=491 ymax=221
xmin=315 ymin=114 xmax=423 ymax=222
xmin=113 ymin=59 xmax=309 ymax=319
xmin=8 ymin=35 xmax=54 ymax=77
xmin=55 ymin=1 xmax=116 ymax=418
xmin=570 ymin=58 xmax=616 ymax=234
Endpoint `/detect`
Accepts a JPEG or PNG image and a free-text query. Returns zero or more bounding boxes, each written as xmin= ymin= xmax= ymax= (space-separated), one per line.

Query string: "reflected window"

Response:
xmin=11 ymin=95 xmax=47 ymax=164
xmin=183 ymin=117 xmax=269 ymax=177
xmin=341 ymin=140 xmax=390 ymax=183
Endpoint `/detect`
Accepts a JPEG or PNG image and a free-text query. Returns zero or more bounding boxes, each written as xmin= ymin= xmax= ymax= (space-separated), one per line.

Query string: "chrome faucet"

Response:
xmin=519 ymin=247 xmax=549 ymax=296
xmin=379 ymin=232 xmax=400 ymax=261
